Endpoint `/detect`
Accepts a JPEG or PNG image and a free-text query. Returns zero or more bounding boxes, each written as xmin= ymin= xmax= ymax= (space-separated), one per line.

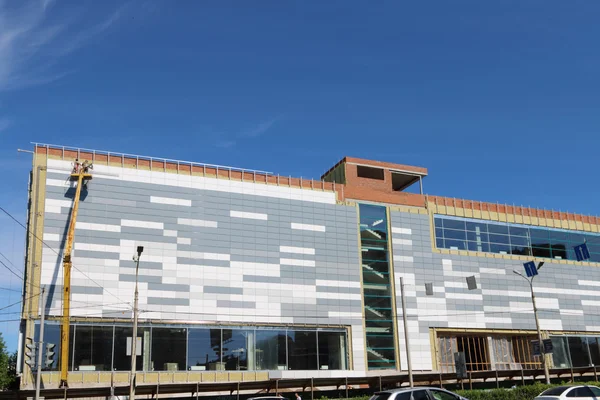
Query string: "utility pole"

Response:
xmin=399 ymin=277 xmax=413 ymax=387
xmin=35 ymin=286 xmax=46 ymax=400
xmin=513 ymin=261 xmax=550 ymax=385
xmin=129 ymin=246 xmax=144 ymax=400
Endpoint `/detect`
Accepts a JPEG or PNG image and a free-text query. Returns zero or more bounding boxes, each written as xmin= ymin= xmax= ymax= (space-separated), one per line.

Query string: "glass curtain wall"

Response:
xmin=36 ymin=322 xmax=348 ymax=372
xmin=358 ymin=203 xmax=396 ymax=370
xmin=434 ymin=215 xmax=600 ymax=262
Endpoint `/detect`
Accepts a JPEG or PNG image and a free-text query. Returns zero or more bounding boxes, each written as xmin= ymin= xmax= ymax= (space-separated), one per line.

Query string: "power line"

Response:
xmin=0 ymin=250 xmax=22 ymax=279
xmin=0 ymin=259 xmax=24 ymax=282
xmin=0 ymin=292 xmax=40 ymax=312
xmin=0 ymin=206 xmax=127 ymax=305
xmin=0 ymin=286 xmax=21 ymax=293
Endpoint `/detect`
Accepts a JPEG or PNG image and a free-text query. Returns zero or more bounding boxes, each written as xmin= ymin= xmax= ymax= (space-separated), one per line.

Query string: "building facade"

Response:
xmin=19 ymin=144 xmax=600 ymax=388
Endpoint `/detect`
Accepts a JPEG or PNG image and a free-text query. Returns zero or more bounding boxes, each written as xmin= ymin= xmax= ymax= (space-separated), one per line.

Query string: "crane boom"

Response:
xmin=59 ymin=165 xmax=92 ymax=388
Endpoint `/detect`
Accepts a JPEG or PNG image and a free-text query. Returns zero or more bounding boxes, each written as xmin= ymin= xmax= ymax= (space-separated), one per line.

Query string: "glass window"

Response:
xmin=588 ymin=387 xmax=600 ymax=397
xmin=412 ymin=390 xmax=430 ymax=400
xmin=34 ymin=323 xmax=67 ymax=371
xmin=222 ymin=329 xmax=252 ymax=371
xmin=487 ymin=224 xmax=509 ymax=235
xmin=551 ymin=337 xmax=571 ymax=368
xmin=435 ymin=227 xmax=443 ymax=239
xmin=443 ymin=219 xmax=465 ymax=231
xmin=510 ymin=236 xmax=530 ymax=247
xmin=509 ymin=226 xmax=529 ymax=237
xmin=113 ymin=326 xmax=151 ymax=371
xmin=366 ymin=335 xmax=396 ymax=367
xmin=434 ymin=218 xmax=443 ymax=228
xmin=551 ymin=244 xmax=568 ymax=260
xmin=586 ymin=337 xmax=600 ymax=366
xmin=288 ymin=331 xmax=317 ymax=370
xmin=436 ymin=238 xmax=444 ymax=249
xmin=362 ymin=249 xmax=388 ymax=262
xmin=73 ymin=325 xmax=113 ymax=371
xmin=490 ymin=243 xmax=511 ymax=254
xmin=541 ymin=387 xmax=571 ymax=396
xmin=467 ymin=241 xmax=490 ymax=252
xmin=369 ymin=393 xmax=392 ymax=400
xmin=443 ymin=229 xmax=467 ymax=240
xmin=529 ymin=228 xmax=549 ymax=240
xmin=532 ymin=246 xmax=552 ymax=259
xmin=151 ymin=328 xmax=186 ymax=371
xmin=566 ymin=387 xmax=595 ymax=398
xmin=255 ymin=329 xmax=287 ymax=371
xmin=466 ymin=221 xmax=488 ymax=233
xmin=489 ymin=234 xmax=510 ymax=245
xmin=188 ymin=328 xmax=222 ymax=371
xmin=318 ymin=331 xmax=347 ymax=370
xmin=568 ymin=337 xmax=592 ymax=367
xmin=430 ymin=390 xmax=458 ymax=400
xmin=466 ymin=231 xmax=489 ymax=243
xmin=444 ymin=239 xmax=466 ymax=250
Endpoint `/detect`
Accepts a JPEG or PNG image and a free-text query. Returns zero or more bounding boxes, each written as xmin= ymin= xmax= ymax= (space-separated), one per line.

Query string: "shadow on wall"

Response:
xmin=44 ymin=181 xmax=90 ymax=312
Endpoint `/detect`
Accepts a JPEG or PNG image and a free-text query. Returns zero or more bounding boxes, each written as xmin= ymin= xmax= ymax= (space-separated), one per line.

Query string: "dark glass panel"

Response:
xmin=288 ymin=331 xmax=318 ymax=370
xmin=487 ymin=224 xmax=509 ymax=235
xmin=434 ymin=218 xmax=444 ymax=228
xmin=585 ymin=337 xmax=600 ymax=367
xmin=490 ymin=243 xmax=511 ymax=254
xmin=443 ymin=219 xmax=466 ymax=231
xmin=435 ymin=227 xmax=444 ymax=238
xmin=222 ymin=329 xmax=252 ymax=371
xmin=551 ymin=337 xmax=571 ymax=368
xmin=255 ymin=329 xmax=287 ymax=371
xmin=551 ymin=244 xmax=568 ymax=260
xmin=489 ymin=234 xmax=510 ymax=245
xmin=34 ymin=323 xmax=66 ymax=371
xmin=467 ymin=241 xmax=490 ymax=252
xmin=444 ymin=239 xmax=466 ymax=250
xmin=567 ymin=337 xmax=591 ymax=367
xmin=151 ymin=328 xmax=186 ymax=371
xmin=362 ymin=249 xmax=388 ymax=262
xmin=113 ymin=326 xmax=151 ymax=371
xmin=532 ymin=246 xmax=552 ymax=258
xmin=188 ymin=328 xmax=222 ymax=371
xmin=467 ymin=231 xmax=489 ymax=243
xmin=73 ymin=325 xmax=113 ymax=371
xmin=510 ymin=236 xmax=530 ymax=247
xmin=509 ymin=226 xmax=529 ymax=237
xmin=466 ymin=221 xmax=488 ymax=233
xmin=436 ymin=238 xmax=444 ymax=248
xmin=443 ymin=229 xmax=467 ymax=240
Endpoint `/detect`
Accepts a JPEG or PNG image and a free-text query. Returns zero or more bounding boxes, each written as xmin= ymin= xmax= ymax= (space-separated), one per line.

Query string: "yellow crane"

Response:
xmin=59 ymin=160 xmax=92 ymax=388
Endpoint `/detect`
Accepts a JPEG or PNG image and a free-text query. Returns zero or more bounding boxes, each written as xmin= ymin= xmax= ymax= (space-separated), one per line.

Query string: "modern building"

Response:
xmin=18 ymin=143 xmax=600 ymax=389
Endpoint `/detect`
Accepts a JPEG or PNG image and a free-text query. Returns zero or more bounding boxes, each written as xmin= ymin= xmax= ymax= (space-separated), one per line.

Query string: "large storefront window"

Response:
xmin=188 ymin=328 xmax=222 ymax=371
xmin=39 ymin=323 xmax=348 ymax=372
xmin=113 ymin=326 xmax=151 ymax=371
xmin=288 ymin=331 xmax=318 ymax=370
xmin=255 ymin=329 xmax=287 ymax=371
xmin=318 ymin=331 xmax=348 ymax=370
xmin=73 ymin=325 xmax=113 ymax=371
xmin=222 ymin=329 xmax=252 ymax=371
xmin=34 ymin=323 xmax=70 ymax=371
xmin=152 ymin=328 xmax=187 ymax=371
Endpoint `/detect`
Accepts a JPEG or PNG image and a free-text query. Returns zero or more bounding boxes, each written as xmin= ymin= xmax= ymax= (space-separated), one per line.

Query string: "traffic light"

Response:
xmin=44 ymin=343 xmax=56 ymax=368
xmin=24 ymin=337 xmax=37 ymax=368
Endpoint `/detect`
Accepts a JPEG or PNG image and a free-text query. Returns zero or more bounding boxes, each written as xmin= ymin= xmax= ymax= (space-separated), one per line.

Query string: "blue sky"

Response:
xmin=1 ymin=0 xmax=600 ymax=349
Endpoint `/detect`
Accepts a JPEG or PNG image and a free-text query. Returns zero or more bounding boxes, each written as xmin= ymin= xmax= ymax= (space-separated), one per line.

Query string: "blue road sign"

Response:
xmin=524 ymin=261 xmax=538 ymax=277
xmin=574 ymin=243 xmax=590 ymax=261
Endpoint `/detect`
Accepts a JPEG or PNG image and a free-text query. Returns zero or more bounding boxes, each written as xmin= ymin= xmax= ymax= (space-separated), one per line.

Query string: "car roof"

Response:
xmin=378 ymin=387 xmax=453 ymax=393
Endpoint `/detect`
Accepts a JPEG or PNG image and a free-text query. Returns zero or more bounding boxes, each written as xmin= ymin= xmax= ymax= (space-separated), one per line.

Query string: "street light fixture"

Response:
xmin=130 ymin=246 xmax=144 ymax=400
xmin=513 ymin=261 xmax=550 ymax=384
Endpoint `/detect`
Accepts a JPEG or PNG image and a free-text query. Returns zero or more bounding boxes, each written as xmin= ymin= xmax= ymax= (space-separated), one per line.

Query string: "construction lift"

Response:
xmin=59 ymin=160 xmax=92 ymax=388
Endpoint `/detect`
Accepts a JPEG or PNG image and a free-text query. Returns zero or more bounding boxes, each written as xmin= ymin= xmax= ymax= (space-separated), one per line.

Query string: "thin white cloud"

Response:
xmin=238 ymin=117 xmax=281 ymax=138
xmin=0 ymin=0 xmax=131 ymax=92
xmin=0 ymin=118 xmax=10 ymax=132
xmin=214 ymin=116 xmax=282 ymax=148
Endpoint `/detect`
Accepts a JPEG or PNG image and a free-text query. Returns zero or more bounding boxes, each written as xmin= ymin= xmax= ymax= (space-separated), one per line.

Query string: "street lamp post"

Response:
xmin=513 ymin=262 xmax=550 ymax=385
xmin=130 ymin=246 xmax=144 ymax=400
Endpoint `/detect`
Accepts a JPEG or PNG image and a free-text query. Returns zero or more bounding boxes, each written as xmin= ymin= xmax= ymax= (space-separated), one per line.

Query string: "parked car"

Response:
xmin=535 ymin=386 xmax=600 ymax=400
xmin=248 ymin=397 xmax=287 ymax=400
xmin=370 ymin=387 xmax=468 ymax=400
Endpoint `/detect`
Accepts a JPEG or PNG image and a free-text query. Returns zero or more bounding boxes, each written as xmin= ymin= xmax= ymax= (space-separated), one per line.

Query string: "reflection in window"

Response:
xmin=255 ymin=330 xmax=287 ymax=371
xmin=34 ymin=323 xmax=67 ymax=371
xmin=288 ymin=331 xmax=318 ymax=370
xmin=223 ymin=329 xmax=252 ymax=371
xmin=318 ymin=331 xmax=347 ymax=370
xmin=188 ymin=328 xmax=222 ymax=371
xmin=152 ymin=328 xmax=187 ymax=371
xmin=73 ymin=325 xmax=113 ymax=371
xmin=568 ymin=336 xmax=591 ymax=367
xmin=113 ymin=326 xmax=151 ymax=371
xmin=551 ymin=336 xmax=571 ymax=368
xmin=434 ymin=215 xmax=600 ymax=262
